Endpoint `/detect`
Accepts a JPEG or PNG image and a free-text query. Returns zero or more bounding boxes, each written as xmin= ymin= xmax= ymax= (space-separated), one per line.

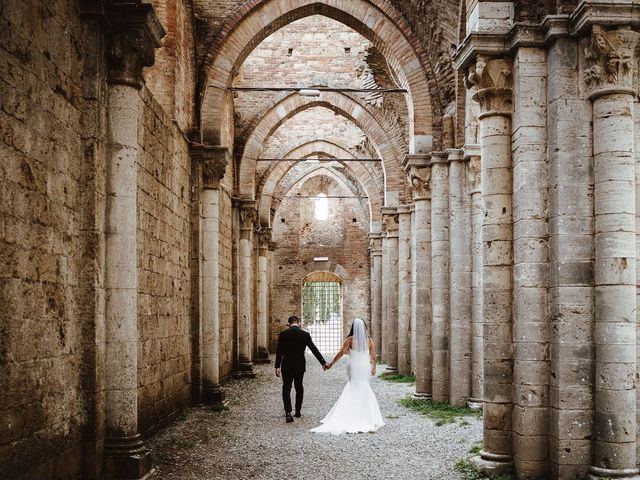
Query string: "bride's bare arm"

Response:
xmin=330 ymin=337 xmax=352 ymax=366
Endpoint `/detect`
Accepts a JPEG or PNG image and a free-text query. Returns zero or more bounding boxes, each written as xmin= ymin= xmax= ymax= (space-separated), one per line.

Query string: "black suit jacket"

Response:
xmin=275 ymin=325 xmax=326 ymax=373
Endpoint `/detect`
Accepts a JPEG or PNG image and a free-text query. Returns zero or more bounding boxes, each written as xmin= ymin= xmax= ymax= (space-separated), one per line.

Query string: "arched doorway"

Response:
xmin=301 ymin=271 xmax=343 ymax=357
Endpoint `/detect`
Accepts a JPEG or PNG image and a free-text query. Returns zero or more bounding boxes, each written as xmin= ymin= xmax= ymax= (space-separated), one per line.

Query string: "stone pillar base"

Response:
xmin=467 ymin=398 xmax=483 ymax=410
xmin=254 ymin=351 xmax=271 ymax=364
xmin=472 ymin=452 xmax=513 ymax=476
xmin=191 ymin=384 xmax=203 ymax=407
xmin=588 ymin=466 xmax=640 ymax=480
xmin=203 ymin=384 xmax=227 ymax=407
xmin=236 ymin=362 xmax=256 ymax=378
xmin=104 ymin=434 xmax=153 ymax=480
xmin=413 ymin=393 xmax=432 ymax=401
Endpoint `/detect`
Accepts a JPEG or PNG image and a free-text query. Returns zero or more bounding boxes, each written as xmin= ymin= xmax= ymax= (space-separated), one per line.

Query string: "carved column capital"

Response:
xmin=583 ymin=25 xmax=640 ymax=100
xmin=381 ymin=207 xmax=399 ymax=238
xmin=105 ymin=3 xmax=165 ymax=88
xmin=402 ymin=154 xmax=432 ymax=202
xmin=191 ymin=146 xmax=229 ymax=190
xmin=238 ymin=201 xmax=257 ymax=233
xmin=257 ymin=229 xmax=272 ymax=252
xmin=467 ymin=55 xmax=513 ymax=116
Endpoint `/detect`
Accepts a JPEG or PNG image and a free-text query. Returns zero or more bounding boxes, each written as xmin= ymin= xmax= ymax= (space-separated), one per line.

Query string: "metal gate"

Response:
xmin=301 ymin=281 xmax=342 ymax=357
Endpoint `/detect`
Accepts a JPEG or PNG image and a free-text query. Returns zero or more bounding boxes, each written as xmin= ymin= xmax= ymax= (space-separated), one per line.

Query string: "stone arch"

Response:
xmin=256 ymin=140 xmax=383 ymax=228
xmin=198 ymin=0 xmax=442 ymax=153
xmin=270 ymin=166 xmax=371 ymax=232
xmin=301 ymin=260 xmax=350 ymax=281
xmin=237 ymin=92 xmax=406 ymax=203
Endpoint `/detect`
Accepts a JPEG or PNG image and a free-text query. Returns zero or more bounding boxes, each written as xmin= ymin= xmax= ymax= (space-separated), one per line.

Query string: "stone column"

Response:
xmin=103 ymin=5 xmax=163 ymax=478
xmin=237 ymin=201 xmax=257 ymax=377
xmin=381 ymin=228 xmax=389 ymax=364
xmin=583 ymin=26 xmax=640 ymax=480
xmin=404 ymin=155 xmax=433 ymax=399
xmin=468 ymin=55 xmax=514 ymax=475
xmin=397 ymin=205 xmax=413 ymax=375
xmin=255 ymin=229 xmax=271 ymax=364
xmin=431 ymin=152 xmax=450 ymax=403
xmin=511 ymin=46 xmax=550 ymax=477
xmin=369 ymin=234 xmax=383 ymax=358
xmin=410 ymin=205 xmax=417 ymax=372
xmin=547 ymin=34 xmax=595 ymax=479
xmin=448 ymin=148 xmax=473 ymax=407
xmin=466 ymin=148 xmax=483 ymax=410
xmin=192 ymin=146 xmax=228 ymax=406
xmin=382 ymin=208 xmax=399 ymax=373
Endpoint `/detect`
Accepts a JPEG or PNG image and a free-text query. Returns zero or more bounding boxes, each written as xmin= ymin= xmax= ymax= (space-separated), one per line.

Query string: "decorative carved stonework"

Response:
xmin=583 ymin=25 xmax=640 ymax=98
xmin=105 ymin=3 xmax=165 ymax=88
xmin=381 ymin=209 xmax=399 ymax=237
xmin=402 ymin=154 xmax=431 ymax=201
xmin=257 ymin=229 xmax=272 ymax=251
xmin=239 ymin=202 xmax=257 ymax=232
xmin=467 ymin=55 xmax=513 ymax=115
xmin=467 ymin=155 xmax=481 ymax=193
xmin=191 ymin=146 xmax=229 ymax=189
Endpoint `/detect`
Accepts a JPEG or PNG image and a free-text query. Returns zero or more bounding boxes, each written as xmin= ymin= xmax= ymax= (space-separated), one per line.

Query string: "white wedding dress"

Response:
xmin=310 ymin=319 xmax=384 ymax=435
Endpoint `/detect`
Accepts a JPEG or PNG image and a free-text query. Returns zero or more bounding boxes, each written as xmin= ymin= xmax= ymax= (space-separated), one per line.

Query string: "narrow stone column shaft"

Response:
xmin=404 ymin=155 xmax=432 ymax=398
xmin=448 ymin=149 xmax=472 ymax=407
xmin=397 ymin=205 xmax=413 ymax=375
xmin=382 ymin=209 xmax=399 ymax=372
xmin=381 ymin=234 xmax=389 ymax=364
xmin=195 ymin=146 xmax=228 ymax=405
xmin=511 ymin=47 xmax=550 ymax=477
xmin=256 ymin=231 xmax=270 ymax=363
xmin=431 ymin=154 xmax=450 ymax=403
xmin=103 ymin=7 xmax=163 ymax=477
xmin=586 ymin=26 xmax=640 ymax=479
xmin=467 ymin=152 xmax=483 ymax=409
xmin=468 ymin=56 xmax=514 ymax=475
xmin=410 ymin=207 xmax=418 ymax=372
xmin=237 ymin=202 xmax=257 ymax=377
xmin=105 ymin=83 xmax=140 ymax=441
xmin=370 ymin=235 xmax=383 ymax=358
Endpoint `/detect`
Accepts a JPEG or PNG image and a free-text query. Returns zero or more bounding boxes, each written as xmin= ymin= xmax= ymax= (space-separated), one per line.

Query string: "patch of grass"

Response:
xmin=459 ymin=419 xmax=471 ymax=427
xmin=398 ymin=396 xmax=481 ymax=425
xmin=386 ymin=415 xmax=400 ymax=420
xmin=380 ymin=372 xmax=416 ymax=384
xmin=469 ymin=443 xmax=482 ymax=455
xmin=453 ymin=459 xmax=514 ymax=480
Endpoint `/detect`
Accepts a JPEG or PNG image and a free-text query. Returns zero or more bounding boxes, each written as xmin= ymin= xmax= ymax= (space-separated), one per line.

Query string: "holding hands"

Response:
xmin=323 ymin=362 xmax=332 ymax=371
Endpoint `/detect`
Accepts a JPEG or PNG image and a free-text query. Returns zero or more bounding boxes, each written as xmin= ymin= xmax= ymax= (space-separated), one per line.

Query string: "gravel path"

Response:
xmin=147 ymin=357 xmax=482 ymax=480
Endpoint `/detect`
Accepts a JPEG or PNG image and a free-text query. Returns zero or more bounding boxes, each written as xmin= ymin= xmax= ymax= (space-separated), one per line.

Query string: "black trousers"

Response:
xmin=282 ymin=370 xmax=304 ymax=413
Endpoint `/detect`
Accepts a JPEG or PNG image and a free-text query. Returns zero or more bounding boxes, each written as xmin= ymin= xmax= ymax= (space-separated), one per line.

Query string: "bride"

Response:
xmin=310 ymin=318 xmax=384 ymax=434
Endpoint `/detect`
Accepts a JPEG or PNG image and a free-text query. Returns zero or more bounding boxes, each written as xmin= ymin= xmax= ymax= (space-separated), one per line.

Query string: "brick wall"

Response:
xmin=271 ymin=173 xmax=371 ymax=350
xmin=146 ymin=0 xmax=197 ymax=132
xmin=0 ymin=0 xmax=99 ymax=477
xmin=234 ymin=14 xmax=409 ymax=161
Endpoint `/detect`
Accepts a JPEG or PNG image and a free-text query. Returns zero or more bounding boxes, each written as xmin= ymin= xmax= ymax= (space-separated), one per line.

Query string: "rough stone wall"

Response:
xmin=218 ymin=185 xmax=235 ymax=379
xmin=136 ymin=86 xmax=193 ymax=436
xmin=0 ymin=0 xmax=102 ymax=478
xmin=270 ymin=174 xmax=371 ymax=350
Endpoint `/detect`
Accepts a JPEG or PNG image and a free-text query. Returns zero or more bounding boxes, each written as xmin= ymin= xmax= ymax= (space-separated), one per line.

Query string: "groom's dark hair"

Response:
xmin=288 ymin=315 xmax=300 ymax=325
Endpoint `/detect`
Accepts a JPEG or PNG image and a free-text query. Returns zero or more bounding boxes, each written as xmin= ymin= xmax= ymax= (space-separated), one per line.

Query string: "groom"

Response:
xmin=275 ymin=315 xmax=330 ymax=423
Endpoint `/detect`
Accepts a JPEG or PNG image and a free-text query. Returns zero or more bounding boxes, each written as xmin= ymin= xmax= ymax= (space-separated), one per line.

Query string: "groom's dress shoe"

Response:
xmin=294 ymin=411 xmax=301 ymax=418
xmin=286 ymin=413 xmax=294 ymax=423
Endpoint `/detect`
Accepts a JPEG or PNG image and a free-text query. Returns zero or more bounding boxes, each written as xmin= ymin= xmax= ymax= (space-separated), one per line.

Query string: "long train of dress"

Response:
xmin=310 ymin=351 xmax=384 ymax=435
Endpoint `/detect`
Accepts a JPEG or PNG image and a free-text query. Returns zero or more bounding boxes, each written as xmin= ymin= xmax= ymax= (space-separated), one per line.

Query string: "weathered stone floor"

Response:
xmin=147 ymin=358 xmax=482 ymax=480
